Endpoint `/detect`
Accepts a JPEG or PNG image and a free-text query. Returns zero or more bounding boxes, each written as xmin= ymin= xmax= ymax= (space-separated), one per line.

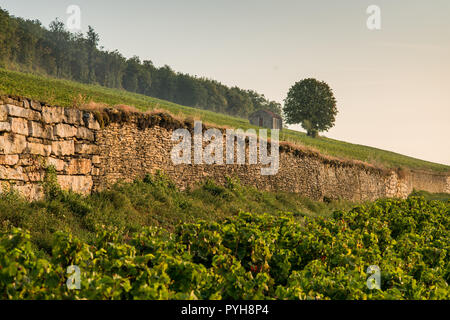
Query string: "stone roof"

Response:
xmin=249 ymin=109 xmax=282 ymax=120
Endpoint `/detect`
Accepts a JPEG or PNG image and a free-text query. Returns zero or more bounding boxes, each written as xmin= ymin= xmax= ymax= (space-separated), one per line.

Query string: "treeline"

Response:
xmin=0 ymin=8 xmax=281 ymax=117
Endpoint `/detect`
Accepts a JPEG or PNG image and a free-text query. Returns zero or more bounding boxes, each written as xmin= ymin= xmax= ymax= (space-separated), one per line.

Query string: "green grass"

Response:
xmin=409 ymin=190 xmax=450 ymax=202
xmin=1 ymin=68 xmax=449 ymax=172
xmin=0 ymin=173 xmax=358 ymax=252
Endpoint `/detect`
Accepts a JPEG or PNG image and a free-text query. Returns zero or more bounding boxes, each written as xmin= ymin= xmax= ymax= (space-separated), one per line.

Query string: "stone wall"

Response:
xmin=1 ymin=95 xmax=449 ymax=201
xmin=0 ymin=96 xmax=100 ymax=200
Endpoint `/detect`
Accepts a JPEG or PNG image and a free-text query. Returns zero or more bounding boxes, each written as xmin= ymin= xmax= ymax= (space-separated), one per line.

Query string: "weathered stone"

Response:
xmin=92 ymin=155 xmax=101 ymax=164
xmin=28 ymin=121 xmax=43 ymax=137
xmin=6 ymin=104 xmax=30 ymax=118
xmin=30 ymin=101 xmax=42 ymax=111
xmin=0 ymin=181 xmax=7 ymax=194
xmin=75 ymin=143 xmax=99 ymax=154
xmin=18 ymin=157 xmax=35 ymax=166
xmin=22 ymin=100 xmax=30 ymax=109
xmin=66 ymin=159 xmax=92 ymax=175
xmin=0 ymin=166 xmax=25 ymax=181
xmin=26 ymin=142 xmax=51 ymax=156
xmin=0 ymin=121 xmax=11 ymax=132
xmin=25 ymin=170 xmax=45 ymax=182
xmin=9 ymin=117 xmax=28 ymax=135
xmin=91 ymin=167 xmax=101 ymax=176
xmin=14 ymin=184 xmax=44 ymax=201
xmin=51 ymin=140 xmax=75 ymax=156
xmin=29 ymin=110 xmax=41 ymax=121
xmin=65 ymin=108 xmax=84 ymax=125
xmin=0 ymin=134 xmax=27 ymax=154
xmin=0 ymin=105 xmax=7 ymax=121
xmin=42 ymin=106 xmax=66 ymax=123
xmin=46 ymin=157 xmax=66 ymax=171
xmin=28 ymin=121 xmax=54 ymax=139
xmin=54 ymin=123 xmax=77 ymax=138
xmin=0 ymin=155 xmax=19 ymax=165
xmin=76 ymin=127 xmax=95 ymax=141
xmin=83 ymin=113 xmax=101 ymax=130
xmin=27 ymin=137 xmax=43 ymax=144
xmin=57 ymin=175 xmax=93 ymax=195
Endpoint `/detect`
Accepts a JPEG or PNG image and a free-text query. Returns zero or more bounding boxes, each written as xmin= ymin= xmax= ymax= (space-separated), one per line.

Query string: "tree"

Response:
xmin=86 ymin=25 xmax=99 ymax=83
xmin=122 ymin=56 xmax=141 ymax=92
xmin=283 ymin=78 xmax=337 ymax=138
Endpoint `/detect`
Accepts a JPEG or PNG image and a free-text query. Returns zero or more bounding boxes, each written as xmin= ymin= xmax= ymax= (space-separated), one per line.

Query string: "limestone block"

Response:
xmin=92 ymin=155 xmax=101 ymax=164
xmin=28 ymin=121 xmax=43 ymax=137
xmin=76 ymin=127 xmax=95 ymax=141
xmin=29 ymin=121 xmax=54 ymax=139
xmin=0 ymin=105 xmax=7 ymax=121
xmin=0 ymin=134 xmax=27 ymax=154
xmin=75 ymin=143 xmax=99 ymax=154
xmin=0 ymin=121 xmax=11 ymax=132
xmin=18 ymin=157 xmax=34 ymax=166
xmin=29 ymin=110 xmax=42 ymax=121
xmin=26 ymin=170 xmax=45 ymax=182
xmin=0 ymin=166 xmax=25 ymax=181
xmin=6 ymin=104 xmax=30 ymax=118
xmin=22 ymin=100 xmax=30 ymax=109
xmin=42 ymin=106 xmax=66 ymax=124
xmin=14 ymin=184 xmax=44 ymax=201
xmin=57 ymin=175 xmax=93 ymax=195
xmin=46 ymin=157 xmax=66 ymax=171
xmin=54 ymin=123 xmax=77 ymax=138
xmin=9 ymin=118 xmax=28 ymax=135
xmin=51 ymin=140 xmax=74 ymax=156
xmin=0 ymin=155 xmax=19 ymax=165
xmin=30 ymin=101 xmax=42 ymax=112
xmin=26 ymin=142 xmax=52 ymax=156
xmin=83 ymin=113 xmax=101 ymax=130
xmin=66 ymin=159 xmax=92 ymax=175
xmin=65 ymin=108 xmax=84 ymax=125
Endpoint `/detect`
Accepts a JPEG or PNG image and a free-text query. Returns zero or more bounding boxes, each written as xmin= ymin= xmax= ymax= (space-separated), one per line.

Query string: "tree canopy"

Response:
xmin=283 ymin=78 xmax=338 ymax=137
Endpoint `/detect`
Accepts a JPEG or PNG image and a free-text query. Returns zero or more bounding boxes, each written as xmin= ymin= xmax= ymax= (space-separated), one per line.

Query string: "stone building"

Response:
xmin=248 ymin=110 xmax=283 ymax=129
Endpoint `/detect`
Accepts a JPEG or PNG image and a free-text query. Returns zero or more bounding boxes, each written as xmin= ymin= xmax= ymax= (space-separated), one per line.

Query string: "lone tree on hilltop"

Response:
xmin=283 ymin=78 xmax=338 ymax=138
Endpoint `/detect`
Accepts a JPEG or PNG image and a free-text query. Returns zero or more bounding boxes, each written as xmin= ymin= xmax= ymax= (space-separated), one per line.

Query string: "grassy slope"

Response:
xmin=1 ymin=68 xmax=449 ymax=172
xmin=0 ymin=174 xmax=358 ymax=252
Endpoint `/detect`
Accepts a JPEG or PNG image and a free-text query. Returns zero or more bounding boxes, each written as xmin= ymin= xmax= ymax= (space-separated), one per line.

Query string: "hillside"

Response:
xmin=1 ymin=68 xmax=449 ymax=173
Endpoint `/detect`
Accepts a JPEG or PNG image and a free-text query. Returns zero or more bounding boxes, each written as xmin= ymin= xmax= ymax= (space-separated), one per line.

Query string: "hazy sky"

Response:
xmin=1 ymin=0 xmax=449 ymax=165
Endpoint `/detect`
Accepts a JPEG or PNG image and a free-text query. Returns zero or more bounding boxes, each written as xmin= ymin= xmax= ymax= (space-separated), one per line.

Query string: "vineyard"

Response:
xmin=1 ymin=196 xmax=448 ymax=300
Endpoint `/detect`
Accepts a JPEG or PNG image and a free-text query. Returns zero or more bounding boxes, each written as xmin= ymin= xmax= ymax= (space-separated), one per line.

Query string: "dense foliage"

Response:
xmin=284 ymin=78 xmax=338 ymax=137
xmin=0 ymin=7 xmax=280 ymax=118
xmin=1 ymin=196 xmax=448 ymax=300
xmin=0 ymin=173 xmax=353 ymax=251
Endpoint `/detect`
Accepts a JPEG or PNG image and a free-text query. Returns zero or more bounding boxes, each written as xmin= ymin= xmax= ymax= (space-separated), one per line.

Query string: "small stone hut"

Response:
xmin=248 ymin=110 xmax=283 ymax=129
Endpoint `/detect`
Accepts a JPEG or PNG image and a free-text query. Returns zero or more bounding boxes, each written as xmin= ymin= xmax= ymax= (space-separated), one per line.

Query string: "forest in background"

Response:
xmin=0 ymin=7 xmax=281 ymax=118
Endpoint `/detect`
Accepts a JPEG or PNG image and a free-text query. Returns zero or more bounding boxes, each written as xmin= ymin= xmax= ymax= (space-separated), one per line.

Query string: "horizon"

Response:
xmin=0 ymin=0 xmax=448 ymax=165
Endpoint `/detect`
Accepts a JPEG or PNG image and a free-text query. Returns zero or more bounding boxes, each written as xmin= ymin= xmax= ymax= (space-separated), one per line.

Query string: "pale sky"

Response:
xmin=1 ymin=0 xmax=449 ymax=165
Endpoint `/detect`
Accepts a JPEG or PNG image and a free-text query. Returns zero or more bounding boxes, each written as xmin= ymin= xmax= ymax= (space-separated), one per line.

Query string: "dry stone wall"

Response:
xmin=1 ymin=95 xmax=449 ymax=201
xmin=0 ymin=96 xmax=100 ymax=200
